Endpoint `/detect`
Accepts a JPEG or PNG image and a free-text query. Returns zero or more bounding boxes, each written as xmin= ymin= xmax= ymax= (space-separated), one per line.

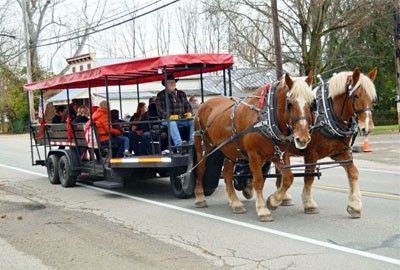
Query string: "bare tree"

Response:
xmin=0 ymin=1 xmax=22 ymax=67
xmin=154 ymin=11 xmax=170 ymax=55
xmin=203 ymin=0 xmax=274 ymax=68
xmin=203 ymin=0 xmax=392 ymax=75
xmin=57 ymin=0 xmax=107 ymax=74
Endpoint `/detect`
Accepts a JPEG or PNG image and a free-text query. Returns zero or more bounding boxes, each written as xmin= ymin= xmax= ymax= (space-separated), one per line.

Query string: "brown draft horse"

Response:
xmin=194 ymin=73 xmax=314 ymax=222
xmin=273 ymin=68 xmax=377 ymax=218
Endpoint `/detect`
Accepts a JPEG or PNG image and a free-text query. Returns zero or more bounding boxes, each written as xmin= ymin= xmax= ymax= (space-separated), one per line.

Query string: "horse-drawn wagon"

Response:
xmin=25 ymin=53 xmax=235 ymax=198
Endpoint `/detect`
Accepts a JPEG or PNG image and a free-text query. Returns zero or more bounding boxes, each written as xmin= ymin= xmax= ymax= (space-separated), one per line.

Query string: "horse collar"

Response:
xmin=314 ymin=82 xmax=358 ymax=138
xmin=254 ymin=81 xmax=293 ymax=143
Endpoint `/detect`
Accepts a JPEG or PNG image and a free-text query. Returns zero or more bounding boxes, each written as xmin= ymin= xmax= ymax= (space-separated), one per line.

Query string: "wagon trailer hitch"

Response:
xmin=233 ymin=159 xmax=353 ymax=182
xmin=280 ymin=159 xmax=353 ymax=180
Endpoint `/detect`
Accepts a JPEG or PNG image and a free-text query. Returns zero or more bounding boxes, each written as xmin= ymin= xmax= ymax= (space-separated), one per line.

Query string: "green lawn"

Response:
xmin=372 ymin=124 xmax=399 ymax=135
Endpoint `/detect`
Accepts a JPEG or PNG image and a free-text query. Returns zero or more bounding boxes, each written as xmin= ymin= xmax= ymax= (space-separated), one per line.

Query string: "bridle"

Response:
xmin=340 ymin=81 xmax=373 ymax=122
xmin=284 ymin=92 xmax=315 ymax=136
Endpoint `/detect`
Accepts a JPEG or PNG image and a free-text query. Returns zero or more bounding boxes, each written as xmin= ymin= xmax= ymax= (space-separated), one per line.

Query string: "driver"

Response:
xmin=155 ymin=74 xmax=193 ymax=146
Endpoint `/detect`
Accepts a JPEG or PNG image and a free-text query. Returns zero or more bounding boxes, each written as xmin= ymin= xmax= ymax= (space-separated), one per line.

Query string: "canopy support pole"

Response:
xmin=200 ymin=69 xmax=204 ymax=103
xmin=118 ymin=82 xmax=123 ymax=119
xmin=164 ymin=68 xmax=172 ymax=153
xmin=223 ymin=68 xmax=227 ymax=96
xmin=228 ymin=67 xmax=232 ymax=97
xmin=137 ymin=81 xmax=140 ymax=103
xmin=105 ymin=76 xmax=113 ymax=158
xmin=40 ymin=90 xmax=47 ymax=159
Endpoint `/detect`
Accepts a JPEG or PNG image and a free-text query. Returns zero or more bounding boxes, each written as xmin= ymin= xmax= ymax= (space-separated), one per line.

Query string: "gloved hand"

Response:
xmin=184 ymin=112 xmax=192 ymax=119
xmin=169 ymin=114 xmax=179 ymax=120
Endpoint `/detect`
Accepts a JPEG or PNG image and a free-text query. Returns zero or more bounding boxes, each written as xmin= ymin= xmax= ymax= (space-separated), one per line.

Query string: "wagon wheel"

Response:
xmin=58 ymin=155 xmax=77 ymax=187
xmin=203 ymin=187 xmax=216 ymax=196
xmin=170 ymin=166 xmax=193 ymax=199
xmin=46 ymin=155 xmax=60 ymax=184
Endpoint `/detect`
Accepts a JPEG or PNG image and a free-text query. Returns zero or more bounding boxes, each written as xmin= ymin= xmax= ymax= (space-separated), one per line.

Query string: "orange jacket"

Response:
xmin=92 ymin=107 xmax=122 ymax=142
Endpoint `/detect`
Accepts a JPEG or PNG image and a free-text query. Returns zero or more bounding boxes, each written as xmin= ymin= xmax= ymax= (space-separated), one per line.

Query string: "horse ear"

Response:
xmin=285 ymin=73 xmax=293 ymax=90
xmin=368 ymin=67 xmax=377 ymax=81
xmin=352 ymin=67 xmax=360 ymax=86
xmin=305 ymin=71 xmax=313 ymax=86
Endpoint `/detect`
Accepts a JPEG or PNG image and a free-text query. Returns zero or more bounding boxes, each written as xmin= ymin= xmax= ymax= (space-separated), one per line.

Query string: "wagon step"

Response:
xmin=93 ymin=181 xmax=123 ymax=189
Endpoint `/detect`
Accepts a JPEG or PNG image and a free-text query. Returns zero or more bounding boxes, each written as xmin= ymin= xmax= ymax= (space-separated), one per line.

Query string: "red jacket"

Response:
xmin=92 ymin=107 xmax=122 ymax=142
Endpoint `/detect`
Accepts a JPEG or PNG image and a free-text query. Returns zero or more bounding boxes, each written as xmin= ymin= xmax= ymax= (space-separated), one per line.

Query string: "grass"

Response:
xmin=372 ymin=124 xmax=399 ymax=135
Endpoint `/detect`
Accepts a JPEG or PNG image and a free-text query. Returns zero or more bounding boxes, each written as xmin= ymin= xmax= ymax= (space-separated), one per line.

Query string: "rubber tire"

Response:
xmin=58 ymin=155 xmax=77 ymax=187
xmin=204 ymin=187 xmax=216 ymax=197
xmin=47 ymin=155 xmax=60 ymax=184
xmin=170 ymin=166 xmax=193 ymax=199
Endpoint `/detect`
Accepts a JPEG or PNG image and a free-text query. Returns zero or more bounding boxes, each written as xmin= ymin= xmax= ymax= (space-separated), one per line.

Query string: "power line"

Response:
xmin=37 ymin=0 xmax=163 ymax=43
xmin=32 ymin=0 xmax=181 ymax=49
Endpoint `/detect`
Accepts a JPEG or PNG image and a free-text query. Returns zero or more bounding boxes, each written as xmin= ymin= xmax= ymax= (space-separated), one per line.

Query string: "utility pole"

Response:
xmin=395 ymin=1 xmax=400 ymax=130
xmin=271 ymin=0 xmax=283 ymax=79
xmin=21 ymin=0 xmax=35 ymax=122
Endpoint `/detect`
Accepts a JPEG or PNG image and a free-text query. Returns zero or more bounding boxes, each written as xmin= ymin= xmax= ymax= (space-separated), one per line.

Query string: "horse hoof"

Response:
xmin=232 ymin=206 xmax=246 ymax=214
xmin=259 ymin=214 xmax=274 ymax=222
xmin=242 ymin=189 xmax=253 ymax=200
xmin=195 ymin=201 xmax=207 ymax=208
xmin=347 ymin=206 xmax=361 ymax=218
xmin=266 ymin=197 xmax=278 ymax=211
xmin=304 ymin=207 xmax=319 ymax=214
xmin=281 ymin=198 xmax=294 ymax=207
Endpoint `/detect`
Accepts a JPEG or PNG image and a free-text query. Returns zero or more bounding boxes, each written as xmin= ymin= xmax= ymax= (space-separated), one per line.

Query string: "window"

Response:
xmin=72 ymin=67 xmax=76 ymax=73
xmin=87 ymin=63 xmax=91 ymax=69
xmin=79 ymin=65 xmax=83 ymax=71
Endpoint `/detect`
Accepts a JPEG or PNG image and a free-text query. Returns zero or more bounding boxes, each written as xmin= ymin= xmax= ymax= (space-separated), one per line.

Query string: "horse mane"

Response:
xmin=328 ymin=71 xmax=377 ymax=101
xmin=285 ymin=77 xmax=314 ymax=104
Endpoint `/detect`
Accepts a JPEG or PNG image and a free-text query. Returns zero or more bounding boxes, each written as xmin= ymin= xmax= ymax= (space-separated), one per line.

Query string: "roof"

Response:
xmin=203 ymin=67 xmax=276 ymax=98
xmin=24 ymin=53 xmax=234 ymax=91
xmin=46 ymin=88 xmax=87 ymax=104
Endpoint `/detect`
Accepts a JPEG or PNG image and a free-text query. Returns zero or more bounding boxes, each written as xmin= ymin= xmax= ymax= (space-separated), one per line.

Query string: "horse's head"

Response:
xmin=283 ymin=72 xmax=314 ymax=150
xmin=328 ymin=68 xmax=377 ymax=135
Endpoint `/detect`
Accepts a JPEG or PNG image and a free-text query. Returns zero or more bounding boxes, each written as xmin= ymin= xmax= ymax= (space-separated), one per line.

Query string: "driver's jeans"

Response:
xmin=162 ymin=119 xmax=194 ymax=146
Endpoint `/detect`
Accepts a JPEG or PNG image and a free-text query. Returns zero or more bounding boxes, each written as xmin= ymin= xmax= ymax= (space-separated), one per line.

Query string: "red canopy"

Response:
xmin=24 ymin=53 xmax=234 ymax=92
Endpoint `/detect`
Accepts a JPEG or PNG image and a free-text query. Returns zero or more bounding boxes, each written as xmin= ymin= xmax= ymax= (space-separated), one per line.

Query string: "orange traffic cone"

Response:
xmin=362 ymin=136 xmax=371 ymax=152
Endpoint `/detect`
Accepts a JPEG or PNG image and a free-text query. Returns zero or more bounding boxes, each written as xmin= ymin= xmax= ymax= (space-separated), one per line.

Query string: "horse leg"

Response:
xmin=248 ymin=155 xmax=273 ymax=222
xmin=332 ymin=152 xmax=362 ymax=218
xmin=242 ymin=177 xmax=253 ymax=199
xmin=267 ymin=155 xmax=294 ymax=211
xmin=223 ymin=159 xmax=246 ymax=214
xmin=194 ymin=136 xmax=207 ymax=208
xmin=302 ymin=156 xmax=319 ymax=214
xmin=276 ymin=167 xmax=294 ymax=206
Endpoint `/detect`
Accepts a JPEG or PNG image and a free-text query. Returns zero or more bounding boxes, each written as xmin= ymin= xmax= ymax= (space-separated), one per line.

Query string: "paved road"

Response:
xmin=0 ymin=133 xmax=399 ymax=269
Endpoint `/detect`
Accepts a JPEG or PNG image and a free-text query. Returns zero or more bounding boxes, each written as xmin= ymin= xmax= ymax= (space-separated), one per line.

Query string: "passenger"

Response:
xmin=188 ymin=95 xmax=200 ymax=114
xmin=127 ymin=103 xmax=148 ymax=155
xmin=92 ymin=101 xmax=131 ymax=158
xmin=111 ymin=109 xmax=132 ymax=156
xmin=52 ymin=105 xmax=67 ymax=123
xmin=156 ymin=74 xmax=194 ymax=147
xmin=148 ymin=96 xmax=158 ymax=119
xmin=129 ymin=102 xmax=147 ymax=132
xmin=68 ymin=99 xmax=79 ymax=120
xmin=72 ymin=105 xmax=89 ymax=124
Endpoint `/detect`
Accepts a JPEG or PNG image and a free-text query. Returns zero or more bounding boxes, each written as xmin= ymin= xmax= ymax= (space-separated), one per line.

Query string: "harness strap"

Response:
xmin=180 ymin=123 xmax=259 ymax=179
xmin=258 ymin=83 xmax=271 ymax=108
